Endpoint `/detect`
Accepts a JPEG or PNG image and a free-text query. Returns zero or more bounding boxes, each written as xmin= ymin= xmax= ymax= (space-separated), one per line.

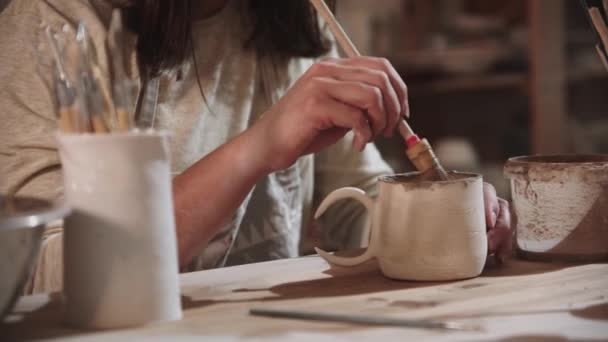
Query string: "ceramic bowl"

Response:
xmin=504 ymin=155 xmax=608 ymax=261
xmin=0 ymin=195 xmax=69 ymax=319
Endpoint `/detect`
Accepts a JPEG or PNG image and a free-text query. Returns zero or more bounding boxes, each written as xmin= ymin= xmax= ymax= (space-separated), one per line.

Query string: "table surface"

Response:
xmin=2 ymin=255 xmax=608 ymax=341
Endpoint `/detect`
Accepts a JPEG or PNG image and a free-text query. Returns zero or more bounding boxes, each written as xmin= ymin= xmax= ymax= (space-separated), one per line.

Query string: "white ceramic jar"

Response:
xmin=57 ymin=131 xmax=182 ymax=329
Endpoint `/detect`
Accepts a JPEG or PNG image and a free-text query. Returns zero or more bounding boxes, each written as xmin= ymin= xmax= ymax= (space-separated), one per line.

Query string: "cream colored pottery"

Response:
xmin=505 ymin=155 xmax=608 ymax=262
xmin=57 ymin=131 xmax=182 ymax=329
xmin=315 ymin=172 xmax=487 ymax=281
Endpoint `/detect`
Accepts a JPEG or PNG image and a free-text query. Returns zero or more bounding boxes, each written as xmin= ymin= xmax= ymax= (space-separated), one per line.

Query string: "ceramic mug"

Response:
xmin=315 ymin=172 xmax=487 ymax=281
xmin=57 ymin=131 xmax=182 ymax=329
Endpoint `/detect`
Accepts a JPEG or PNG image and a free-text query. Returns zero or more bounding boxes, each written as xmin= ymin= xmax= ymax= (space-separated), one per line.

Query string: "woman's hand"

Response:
xmin=252 ymin=56 xmax=409 ymax=172
xmin=483 ymin=183 xmax=513 ymax=263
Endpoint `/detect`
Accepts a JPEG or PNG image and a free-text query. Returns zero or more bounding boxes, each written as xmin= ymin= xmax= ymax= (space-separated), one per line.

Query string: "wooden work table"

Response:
xmin=2 ymin=255 xmax=608 ymax=341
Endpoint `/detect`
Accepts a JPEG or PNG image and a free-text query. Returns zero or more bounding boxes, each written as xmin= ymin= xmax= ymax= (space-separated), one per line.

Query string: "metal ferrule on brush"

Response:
xmin=405 ymin=138 xmax=441 ymax=173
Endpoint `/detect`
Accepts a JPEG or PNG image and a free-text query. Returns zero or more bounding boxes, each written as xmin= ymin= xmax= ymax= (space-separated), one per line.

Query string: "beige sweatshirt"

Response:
xmin=0 ymin=0 xmax=392 ymax=293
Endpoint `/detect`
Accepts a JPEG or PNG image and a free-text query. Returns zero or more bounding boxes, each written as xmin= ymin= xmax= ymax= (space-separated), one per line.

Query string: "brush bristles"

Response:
xmin=405 ymin=138 xmax=450 ymax=181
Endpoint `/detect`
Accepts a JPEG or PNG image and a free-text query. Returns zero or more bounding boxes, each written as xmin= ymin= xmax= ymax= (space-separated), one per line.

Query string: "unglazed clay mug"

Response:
xmin=315 ymin=172 xmax=487 ymax=281
xmin=57 ymin=131 xmax=182 ymax=329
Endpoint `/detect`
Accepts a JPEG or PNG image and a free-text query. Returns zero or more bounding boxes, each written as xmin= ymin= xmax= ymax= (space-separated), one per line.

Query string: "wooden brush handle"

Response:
xmin=92 ymin=114 xmax=109 ymax=133
xmin=308 ymin=0 xmax=413 ymax=142
xmin=116 ymin=107 xmax=131 ymax=132
xmin=590 ymin=8 xmax=608 ymax=50
xmin=309 ymin=0 xmax=360 ymax=57
xmin=309 ymin=0 xmax=449 ymax=180
xmin=397 ymin=120 xmax=415 ymax=139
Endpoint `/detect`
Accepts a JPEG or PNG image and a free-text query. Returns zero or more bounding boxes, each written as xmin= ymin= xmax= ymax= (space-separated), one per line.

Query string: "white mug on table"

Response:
xmin=58 ymin=131 xmax=182 ymax=329
xmin=315 ymin=172 xmax=487 ymax=281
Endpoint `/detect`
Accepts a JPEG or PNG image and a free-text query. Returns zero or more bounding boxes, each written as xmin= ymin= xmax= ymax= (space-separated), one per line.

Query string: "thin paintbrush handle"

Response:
xmin=590 ymin=8 xmax=608 ymax=50
xmin=596 ymin=44 xmax=608 ymax=71
xmin=309 ymin=0 xmax=447 ymax=179
xmin=308 ymin=0 xmax=414 ymax=141
xmin=398 ymin=120 xmax=416 ymax=140
xmin=309 ymin=0 xmax=360 ymax=58
xmin=59 ymin=107 xmax=76 ymax=133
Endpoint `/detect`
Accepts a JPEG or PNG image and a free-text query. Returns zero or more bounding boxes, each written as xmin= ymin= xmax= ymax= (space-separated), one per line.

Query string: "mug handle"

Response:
xmin=313 ymin=187 xmax=377 ymax=267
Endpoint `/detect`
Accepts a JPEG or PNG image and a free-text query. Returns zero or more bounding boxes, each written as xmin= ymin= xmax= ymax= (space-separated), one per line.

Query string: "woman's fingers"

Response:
xmin=482 ymin=182 xmax=513 ymax=262
xmin=310 ymin=76 xmax=385 ymax=140
xmin=304 ymin=84 xmax=373 ymax=151
xmin=256 ymin=57 xmax=408 ymax=171
xmin=263 ymin=56 xmax=410 ymax=165
xmin=483 ymin=182 xmax=500 ymax=228
xmin=302 ymin=127 xmax=350 ymax=155
xmin=311 ymin=61 xmax=401 ymax=137
xmin=488 ymin=198 xmax=513 ymax=260
xmin=328 ymin=56 xmax=409 ymax=121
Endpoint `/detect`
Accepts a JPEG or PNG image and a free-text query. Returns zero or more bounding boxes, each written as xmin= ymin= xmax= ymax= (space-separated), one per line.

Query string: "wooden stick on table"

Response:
xmin=309 ymin=0 xmax=360 ymax=57
xmin=309 ymin=0 xmax=416 ymax=140
xmin=108 ymin=9 xmax=133 ymax=132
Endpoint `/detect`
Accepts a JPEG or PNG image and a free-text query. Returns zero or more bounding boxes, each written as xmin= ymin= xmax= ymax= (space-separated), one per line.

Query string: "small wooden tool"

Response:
xmin=250 ymin=308 xmax=476 ymax=331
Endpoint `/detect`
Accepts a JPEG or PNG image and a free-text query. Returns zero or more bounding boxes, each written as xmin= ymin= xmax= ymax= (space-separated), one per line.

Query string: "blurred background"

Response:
xmin=337 ymin=0 xmax=608 ymax=198
xmin=1 ymin=0 xmax=605 ymax=199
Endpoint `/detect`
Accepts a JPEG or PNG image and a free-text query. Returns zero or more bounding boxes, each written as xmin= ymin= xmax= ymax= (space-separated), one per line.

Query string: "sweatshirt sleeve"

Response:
xmin=0 ymin=1 xmax=63 ymax=201
xmin=0 ymin=0 xmax=113 ymax=294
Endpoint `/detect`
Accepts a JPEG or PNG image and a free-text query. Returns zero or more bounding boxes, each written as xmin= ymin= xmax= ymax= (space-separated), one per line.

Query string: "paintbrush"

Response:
xmin=589 ymin=7 xmax=608 ymax=62
xmin=44 ymin=26 xmax=78 ymax=133
xmin=76 ymin=22 xmax=110 ymax=133
xmin=107 ymin=9 xmax=134 ymax=131
xmin=580 ymin=0 xmax=608 ymax=71
xmin=308 ymin=0 xmax=449 ymax=181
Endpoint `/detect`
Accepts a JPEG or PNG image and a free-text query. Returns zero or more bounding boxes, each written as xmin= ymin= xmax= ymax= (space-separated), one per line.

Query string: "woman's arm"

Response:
xmin=173 ymin=56 xmax=411 ymax=266
xmin=172 ymin=125 xmax=270 ymax=266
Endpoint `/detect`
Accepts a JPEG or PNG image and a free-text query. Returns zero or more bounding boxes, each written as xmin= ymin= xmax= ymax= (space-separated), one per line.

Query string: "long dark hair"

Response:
xmin=123 ymin=0 xmax=336 ymax=77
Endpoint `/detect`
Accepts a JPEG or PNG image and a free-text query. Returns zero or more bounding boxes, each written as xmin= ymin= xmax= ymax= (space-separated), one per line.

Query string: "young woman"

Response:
xmin=0 ymin=0 xmax=511 ymax=293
